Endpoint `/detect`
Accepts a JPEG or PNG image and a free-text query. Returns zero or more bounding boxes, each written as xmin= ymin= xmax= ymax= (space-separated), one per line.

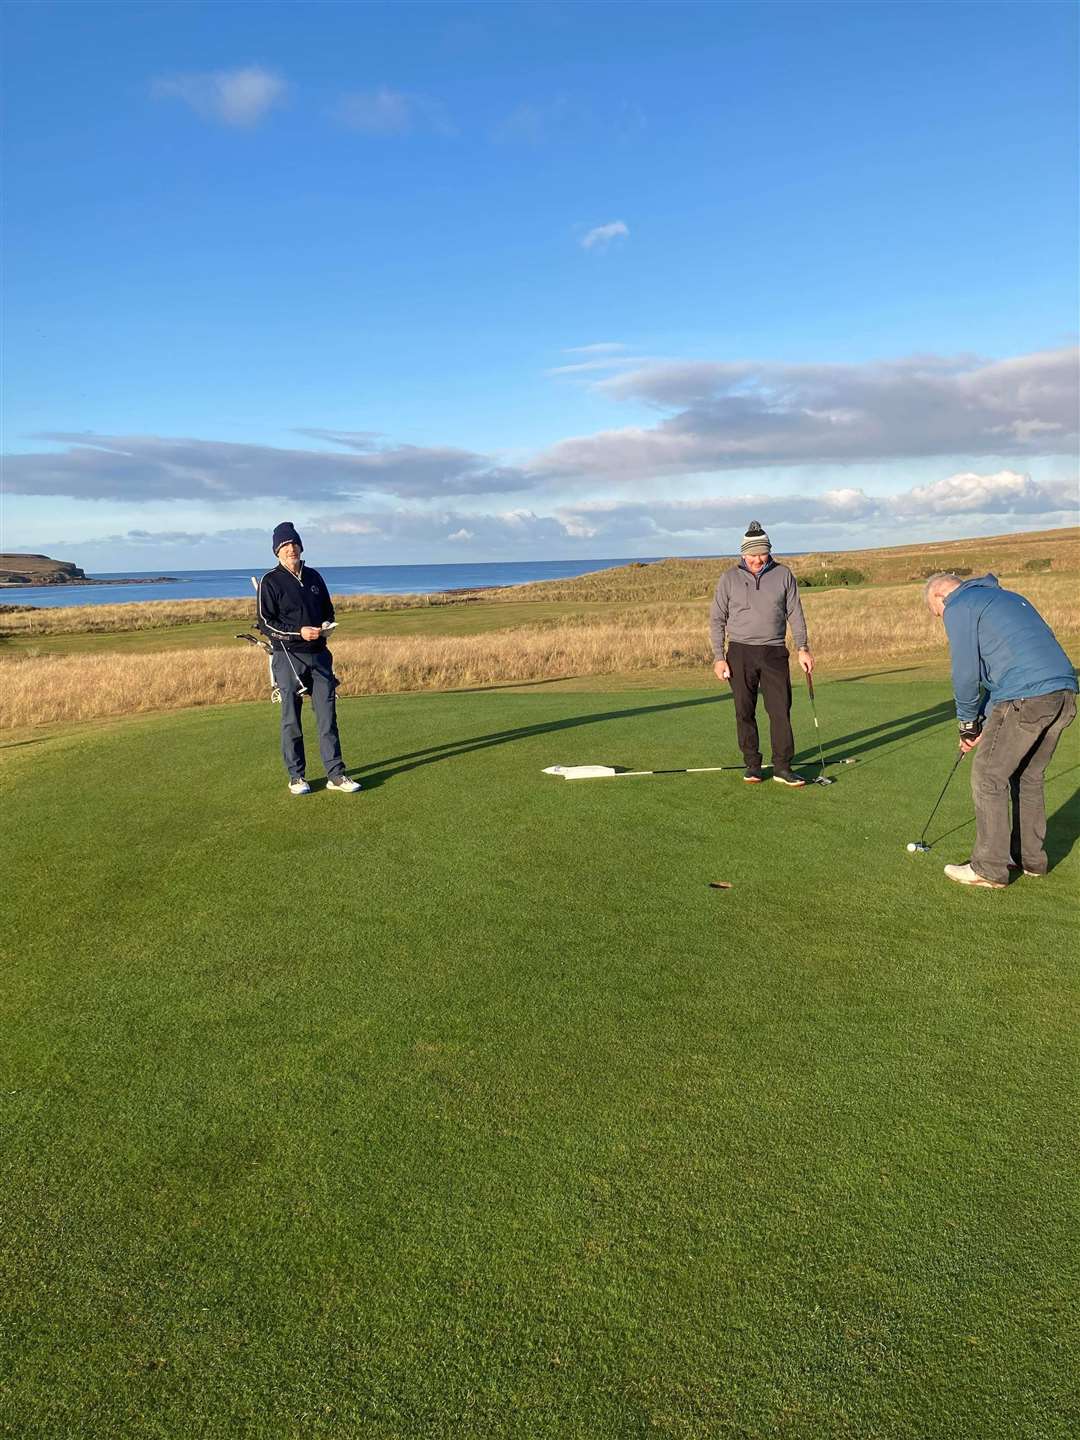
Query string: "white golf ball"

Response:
xmin=906 ymin=843 xmax=918 ymax=852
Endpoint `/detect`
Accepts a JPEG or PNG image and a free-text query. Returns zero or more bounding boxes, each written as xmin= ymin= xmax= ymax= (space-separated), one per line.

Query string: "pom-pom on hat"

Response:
xmin=740 ymin=520 xmax=771 ymax=556
xmin=272 ymin=521 xmax=303 ymax=554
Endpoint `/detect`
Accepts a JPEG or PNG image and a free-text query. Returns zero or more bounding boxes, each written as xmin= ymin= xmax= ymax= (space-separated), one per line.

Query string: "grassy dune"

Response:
xmin=3 ymin=527 xmax=1076 ymax=638
xmin=2 ymin=574 xmax=1077 ymax=730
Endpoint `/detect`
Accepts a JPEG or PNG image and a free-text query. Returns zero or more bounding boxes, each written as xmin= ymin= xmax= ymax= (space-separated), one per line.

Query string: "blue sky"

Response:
xmin=3 ymin=0 xmax=1078 ymax=569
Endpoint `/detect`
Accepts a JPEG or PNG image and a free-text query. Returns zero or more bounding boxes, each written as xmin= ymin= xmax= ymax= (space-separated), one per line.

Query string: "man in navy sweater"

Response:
xmin=257 ymin=522 xmax=360 ymax=796
xmin=925 ymin=573 xmax=1076 ymax=887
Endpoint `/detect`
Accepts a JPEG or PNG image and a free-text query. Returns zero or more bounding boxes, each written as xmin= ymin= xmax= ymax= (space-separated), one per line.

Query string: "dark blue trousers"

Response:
xmin=271 ymin=648 xmax=346 ymax=781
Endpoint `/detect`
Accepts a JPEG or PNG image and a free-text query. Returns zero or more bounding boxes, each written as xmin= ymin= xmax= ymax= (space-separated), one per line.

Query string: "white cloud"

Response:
xmin=335 ymin=88 xmax=455 ymax=137
xmin=151 ymin=65 xmax=286 ymax=127
xmin=447 ymin=528 xmax=474 ymax=542
xmin=891 ymin=469 xmax=1079 ymax=516
xmin=581 ymin=221 xmax=629 ymax=251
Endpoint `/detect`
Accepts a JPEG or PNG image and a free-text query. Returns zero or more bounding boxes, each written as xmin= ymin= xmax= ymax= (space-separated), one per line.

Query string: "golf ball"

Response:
xmin=906 ymin=843 xmax=918 ymax=852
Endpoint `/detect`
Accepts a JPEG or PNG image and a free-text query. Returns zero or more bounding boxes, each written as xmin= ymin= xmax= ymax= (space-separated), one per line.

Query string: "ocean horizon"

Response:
xmin=0 ymin=556 xmax=676 ymax=609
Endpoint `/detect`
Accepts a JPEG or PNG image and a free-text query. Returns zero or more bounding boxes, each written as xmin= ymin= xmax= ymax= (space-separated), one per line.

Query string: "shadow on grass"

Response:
xmin=833 ymin=667 xmax=920 ymax=684
xmin=352 ymin=695 xmax=730 ymax=789
xmin=927 ymin=764 xmax=1080 ymax=869
xmin=794 ymin=699 xmax=956 ymax=771
xmin=352 ymin=692 xmax=966 ymax=793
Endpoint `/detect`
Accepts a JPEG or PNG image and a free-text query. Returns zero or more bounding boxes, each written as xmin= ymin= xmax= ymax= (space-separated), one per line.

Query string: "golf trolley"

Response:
xmin=235 ymin=631 xmax=282 ymax=703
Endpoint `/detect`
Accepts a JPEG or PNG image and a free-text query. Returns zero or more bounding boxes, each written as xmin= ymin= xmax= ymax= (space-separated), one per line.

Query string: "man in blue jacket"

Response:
xmin=925 ymin=573 xmax=1076 ymax=887
xmin=257 ymin=522 xmax=360 ymax=796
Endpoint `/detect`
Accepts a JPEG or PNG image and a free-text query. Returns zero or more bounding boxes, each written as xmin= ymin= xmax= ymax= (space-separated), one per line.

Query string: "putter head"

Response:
xmin=812 ymin=775 xmax=835 ymax=786
xmin=908 ymin=841 xmax=930 ymax=853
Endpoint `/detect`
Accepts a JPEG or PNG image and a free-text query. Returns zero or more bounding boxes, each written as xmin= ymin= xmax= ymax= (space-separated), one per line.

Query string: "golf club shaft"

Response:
xmin=251 ymin=576 xmax=308 ymax=695
xmin=805 ymin=672 xmax=829 ymax=774
xmin=919 ymin=749 xmax=965 ymax=842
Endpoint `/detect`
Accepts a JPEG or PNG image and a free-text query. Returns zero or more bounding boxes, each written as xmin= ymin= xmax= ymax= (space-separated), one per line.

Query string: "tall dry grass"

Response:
xmin=0 ymin=588 xmax=474 ymax=637
xmin=3 ymin=575 xmax=1076 ymax=730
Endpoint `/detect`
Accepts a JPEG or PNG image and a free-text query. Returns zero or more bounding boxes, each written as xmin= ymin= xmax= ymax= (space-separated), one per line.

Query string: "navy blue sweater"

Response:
xmin=256 ymin=563 xmax=335 ymax=653
xmin=943 ymin=574 xmax=1077 ymax=722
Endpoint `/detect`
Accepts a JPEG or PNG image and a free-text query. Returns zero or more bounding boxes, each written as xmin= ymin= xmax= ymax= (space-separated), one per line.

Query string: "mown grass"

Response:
xmin=2 ymin=676 xmax=1078 ymax=1439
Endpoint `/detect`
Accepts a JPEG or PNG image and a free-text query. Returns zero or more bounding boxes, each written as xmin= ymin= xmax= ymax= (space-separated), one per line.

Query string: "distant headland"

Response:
xmin=0 ymin=553 xmax=179 ymax=588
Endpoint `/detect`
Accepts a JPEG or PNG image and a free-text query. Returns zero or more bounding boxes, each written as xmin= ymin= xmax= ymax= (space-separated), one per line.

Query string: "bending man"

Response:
xmin=711 ymin=521 xmax=814 ymax=786
xmin=925 ymin=572 xmax=1076 ymax=887
xmin=257 ymin=521 xmax=360 ymax=796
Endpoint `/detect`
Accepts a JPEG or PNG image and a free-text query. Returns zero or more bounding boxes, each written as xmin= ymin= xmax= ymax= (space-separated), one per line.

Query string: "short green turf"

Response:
xmin=2 ymin=677 xmax=1078 ymax=1439
xmin=0 ymin=600 xmax=627 ymax=657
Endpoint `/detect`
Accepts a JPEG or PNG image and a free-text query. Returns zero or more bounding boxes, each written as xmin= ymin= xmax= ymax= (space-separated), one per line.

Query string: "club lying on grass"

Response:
xmin=907 ymin=748 xmax=966 ymax=853
xmin=543 ymin=763 xmax=745 ymax=780
xmin=544 ymin=758 xmax=857 ymax=781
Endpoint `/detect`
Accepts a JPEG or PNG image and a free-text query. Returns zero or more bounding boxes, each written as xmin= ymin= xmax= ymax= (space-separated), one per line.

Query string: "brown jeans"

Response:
xmin=970 ymin=689 xmax=1076 ymax=884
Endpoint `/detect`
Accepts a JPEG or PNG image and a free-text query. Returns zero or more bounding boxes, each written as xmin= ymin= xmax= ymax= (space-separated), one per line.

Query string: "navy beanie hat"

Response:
xmin=272 ymin=521 xmax=303 ymax=554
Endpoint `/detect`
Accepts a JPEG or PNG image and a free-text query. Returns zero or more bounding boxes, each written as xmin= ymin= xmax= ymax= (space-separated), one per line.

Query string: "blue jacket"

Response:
xmin=942 ymin=574 xmax=1077 ymax=722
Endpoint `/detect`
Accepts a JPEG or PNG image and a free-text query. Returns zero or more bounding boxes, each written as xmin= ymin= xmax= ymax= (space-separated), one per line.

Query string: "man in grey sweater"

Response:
xmin=710 ymin=521 xmax=814 ymax=785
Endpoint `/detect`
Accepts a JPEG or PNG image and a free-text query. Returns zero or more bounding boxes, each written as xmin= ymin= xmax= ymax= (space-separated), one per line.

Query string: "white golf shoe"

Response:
xmin=288 ymin=777 xmax=311 ymax=796
xmin=326 ymin=776 xmax=361 ymax=793
xmin=944 ymin=862 xmax=1005 ymax=889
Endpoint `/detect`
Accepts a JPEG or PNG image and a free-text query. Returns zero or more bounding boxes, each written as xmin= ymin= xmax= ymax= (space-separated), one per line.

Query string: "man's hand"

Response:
xmin=797 ymin=647 xmax=814 ymax=676
xmin=958 ymin=719 xmax=982 ymax=754
xmin=713 ymin=659 xmax=731 ymax=682
xmin=300 ymin=625 xmax=322 ymax=641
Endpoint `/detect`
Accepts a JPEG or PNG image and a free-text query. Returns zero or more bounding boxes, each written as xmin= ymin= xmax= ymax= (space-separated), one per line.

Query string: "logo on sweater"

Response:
xmin=311 ymin=584 xmax=321 ymax=594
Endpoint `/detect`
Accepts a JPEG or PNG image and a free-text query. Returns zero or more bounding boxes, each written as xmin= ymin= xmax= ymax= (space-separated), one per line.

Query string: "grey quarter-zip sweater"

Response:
xmin=709 ymin=558 xmax=809 ymax=657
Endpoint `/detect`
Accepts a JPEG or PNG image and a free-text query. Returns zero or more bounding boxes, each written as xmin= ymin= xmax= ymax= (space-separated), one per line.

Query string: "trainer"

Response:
xmin=710 ymin=521 xmax=814 ymax=786
xmin=257 ymin=522 xmax=360 ymax=796
xmin=925 ymin=573 xmax=1076 ymax=887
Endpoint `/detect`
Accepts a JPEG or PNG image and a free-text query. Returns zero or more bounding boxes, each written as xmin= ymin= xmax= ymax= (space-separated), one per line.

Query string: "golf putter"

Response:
xmin=907 ymin=748 xmax=966 ymax=853
xmin=804 ymin=672 xmax=834 ymax=784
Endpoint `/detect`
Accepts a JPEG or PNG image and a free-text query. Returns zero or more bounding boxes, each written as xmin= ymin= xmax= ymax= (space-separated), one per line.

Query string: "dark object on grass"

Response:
xmin=708 ymin=881 xmax=733 ymax=890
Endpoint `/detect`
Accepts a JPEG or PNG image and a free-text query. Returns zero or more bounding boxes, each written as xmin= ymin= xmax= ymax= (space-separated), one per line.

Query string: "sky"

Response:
xmin=2 ymin=0 xmax=1078 ymax=571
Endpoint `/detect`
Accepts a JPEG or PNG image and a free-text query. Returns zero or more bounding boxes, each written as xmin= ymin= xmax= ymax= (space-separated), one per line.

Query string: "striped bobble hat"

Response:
xmin=740 ymin=520 xmax=772 ymax=556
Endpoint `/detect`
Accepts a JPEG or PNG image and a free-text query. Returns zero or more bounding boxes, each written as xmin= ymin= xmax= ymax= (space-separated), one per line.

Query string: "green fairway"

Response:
xmin=0 ymin=600 xmax=626 ymax=657
xmin=2 ymin=677 xmax=1078 ymax=1439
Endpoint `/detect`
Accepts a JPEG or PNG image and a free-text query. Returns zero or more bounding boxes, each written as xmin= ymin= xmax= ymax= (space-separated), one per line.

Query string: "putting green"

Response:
xmin=2 ymin=677 xmax=1078 ymax=1438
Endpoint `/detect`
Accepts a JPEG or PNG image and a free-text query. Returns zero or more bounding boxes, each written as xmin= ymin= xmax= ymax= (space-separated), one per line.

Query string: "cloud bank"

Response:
xmin=5 ymin=433 xmax=534 ymax=503
xmin=540 ymin=348 xmax=1079 ymax=475
xmin=48 ymin=471 xmax=1077 ymax=558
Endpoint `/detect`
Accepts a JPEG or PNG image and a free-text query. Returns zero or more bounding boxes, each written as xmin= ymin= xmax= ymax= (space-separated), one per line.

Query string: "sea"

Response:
xmin=0 ymin=557 xmax=665 ymax=610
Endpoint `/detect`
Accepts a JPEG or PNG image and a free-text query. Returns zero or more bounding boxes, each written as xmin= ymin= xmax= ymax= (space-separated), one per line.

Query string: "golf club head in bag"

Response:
xmin=250 ymin=576 xmax=309 ymax=697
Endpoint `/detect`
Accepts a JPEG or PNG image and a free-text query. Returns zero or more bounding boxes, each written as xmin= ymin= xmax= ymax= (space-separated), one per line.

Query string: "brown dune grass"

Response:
xmin=3 ymin=575 xmax=1076 ymax=730
xmin=0 ymin=588 xmax=472 ymax=637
